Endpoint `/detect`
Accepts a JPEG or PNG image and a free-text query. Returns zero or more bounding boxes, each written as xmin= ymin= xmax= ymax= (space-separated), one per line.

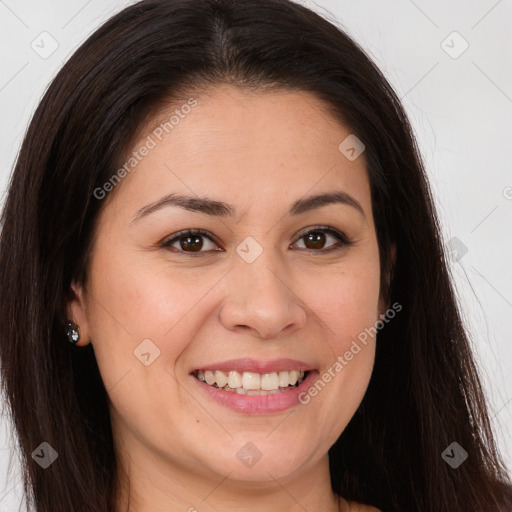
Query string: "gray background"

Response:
xmin=1 ymin=0 xmax=511 ymax=509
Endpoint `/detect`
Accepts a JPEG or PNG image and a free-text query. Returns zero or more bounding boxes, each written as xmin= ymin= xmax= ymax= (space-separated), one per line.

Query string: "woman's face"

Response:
xmin=70 ymin=84 xmax=385 ymax=489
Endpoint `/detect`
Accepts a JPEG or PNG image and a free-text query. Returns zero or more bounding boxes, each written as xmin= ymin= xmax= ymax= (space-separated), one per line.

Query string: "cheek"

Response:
xmin=311 ymin=276 xmax=379 ymax=382
xmin=84 ymin=256 xmax=202 ymax=431
xmin=300 ymin=254 xmax=381 ymax=347
xmin=85 ymin=250 xmax=224 ymax=378
xmin=294 ymin=253 xmax=380 ymax=426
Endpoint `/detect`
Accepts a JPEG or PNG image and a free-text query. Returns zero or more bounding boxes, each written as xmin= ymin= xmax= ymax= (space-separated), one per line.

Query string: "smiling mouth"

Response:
xmin=192 ymin=369 xmax=310 ymax=395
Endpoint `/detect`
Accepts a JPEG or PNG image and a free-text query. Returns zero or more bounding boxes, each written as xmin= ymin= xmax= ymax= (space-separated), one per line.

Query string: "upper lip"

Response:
xmin=192 ymin=358 xmax=315 ymax=374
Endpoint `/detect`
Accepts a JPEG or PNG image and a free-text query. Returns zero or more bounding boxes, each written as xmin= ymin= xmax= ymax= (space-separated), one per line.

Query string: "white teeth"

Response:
xmin=288 ymin=370 xmax=299 ymax=386
xmin=215 ymin=370 xmax=228 ymax=388
xmin=242 ymin=372 xmax=261 ymax=390
xmin=228 ymin=371 xmax=242 ymax=389
xmin=234 ymin=387 xmax=287 ymax=395
xmin=278 ymin=371 xmax=289 ymax=387
xmin=204 ymin=370 xmax=216 ymax=385
xmin=195 ymin=369 xmax=308 ymax=391
xmin=261 ymin=372 xmax=279 ymax=390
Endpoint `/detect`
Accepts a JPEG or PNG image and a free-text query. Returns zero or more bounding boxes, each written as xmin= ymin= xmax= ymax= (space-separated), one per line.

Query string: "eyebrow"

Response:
xmin=131 ymin=190 xmax=365 ymax=223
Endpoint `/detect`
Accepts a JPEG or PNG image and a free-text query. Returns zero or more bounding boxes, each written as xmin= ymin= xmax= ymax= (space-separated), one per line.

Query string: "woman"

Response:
xmin=0 ymin=0 xmax=510 ymax=511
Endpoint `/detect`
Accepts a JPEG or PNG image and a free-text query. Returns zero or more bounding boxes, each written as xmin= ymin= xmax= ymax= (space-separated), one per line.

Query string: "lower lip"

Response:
xmin=192 ymin=370 xmax=319 ymax=414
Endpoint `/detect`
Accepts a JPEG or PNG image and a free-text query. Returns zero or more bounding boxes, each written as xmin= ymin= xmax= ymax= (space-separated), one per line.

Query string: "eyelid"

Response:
xmin=293 ymin=225 xmax=352 ymax=246
xmin=161 ymin=225 xmax=353 ymax=255
xmin=161 ymin=228 xmax=220 ymax=255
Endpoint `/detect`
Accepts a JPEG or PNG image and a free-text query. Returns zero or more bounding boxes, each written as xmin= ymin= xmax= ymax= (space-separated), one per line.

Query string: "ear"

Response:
xmin=378 ymin=243 xmax=397 ymax=316
xmin=66 ymin=281 xmax=91 ymax=346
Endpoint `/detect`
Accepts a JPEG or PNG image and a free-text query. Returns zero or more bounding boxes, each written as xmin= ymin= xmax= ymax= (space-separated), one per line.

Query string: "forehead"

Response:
xmin=105 ymin=84 xmax=371 ymax=222
xmin=143 ymin=84 xmax=351 ymax=159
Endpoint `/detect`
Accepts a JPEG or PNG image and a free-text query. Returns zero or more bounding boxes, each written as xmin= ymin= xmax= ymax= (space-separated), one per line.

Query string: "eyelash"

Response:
xmin=160 ymin=225 xmax=354 ymax=257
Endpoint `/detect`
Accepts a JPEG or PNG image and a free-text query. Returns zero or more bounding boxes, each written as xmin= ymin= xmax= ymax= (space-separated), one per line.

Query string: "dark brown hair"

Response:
xmin=0 ymin=1 xmax=511 ymax=511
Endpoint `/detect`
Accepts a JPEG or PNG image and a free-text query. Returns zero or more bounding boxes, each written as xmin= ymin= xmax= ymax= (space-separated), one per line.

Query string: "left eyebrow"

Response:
xmin=131 ymin=190 xmax=365 ymax=224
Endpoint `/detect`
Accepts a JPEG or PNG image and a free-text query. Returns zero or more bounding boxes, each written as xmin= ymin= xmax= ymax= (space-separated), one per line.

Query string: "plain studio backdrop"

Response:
xmin=0 ymin=0 xmax=511 ymax=509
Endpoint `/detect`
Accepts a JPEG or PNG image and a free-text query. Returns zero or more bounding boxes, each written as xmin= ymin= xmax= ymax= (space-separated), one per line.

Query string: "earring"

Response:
xmin=65 ymin=320 xmax=80 ymax=345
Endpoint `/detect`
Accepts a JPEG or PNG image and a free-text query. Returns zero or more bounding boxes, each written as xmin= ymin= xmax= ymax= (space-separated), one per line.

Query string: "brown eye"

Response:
xmin=292 ymin=227 xmax=352 ymax=253
xmin=303 ymin=231 xmax=327 ymax=250
xmin=162 ymin=229 xmax=220 ymax=255
xmin=179 ymin=234 xmax=204 ymax=252
xmin=162 ymin=226 xmax=352 ymax=257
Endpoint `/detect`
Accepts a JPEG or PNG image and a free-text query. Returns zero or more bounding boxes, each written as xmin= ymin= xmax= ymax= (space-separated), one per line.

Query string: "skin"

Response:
xmin=68 ymin=84 xmax=386 ymax=512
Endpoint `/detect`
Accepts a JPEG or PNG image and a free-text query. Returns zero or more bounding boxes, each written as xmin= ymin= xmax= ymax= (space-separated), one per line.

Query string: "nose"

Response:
xmin=218 ymin=252 xmax=307 ymax=339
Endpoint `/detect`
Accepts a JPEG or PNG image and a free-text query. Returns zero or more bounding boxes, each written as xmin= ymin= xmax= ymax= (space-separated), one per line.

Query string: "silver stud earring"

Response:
xmin=65 ymin=320 xmax=80 ymax=345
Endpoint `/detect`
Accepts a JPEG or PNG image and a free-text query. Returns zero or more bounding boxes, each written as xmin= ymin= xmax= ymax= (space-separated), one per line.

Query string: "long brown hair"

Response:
xmin=0 ymin=1 xmax=511 ymax=511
